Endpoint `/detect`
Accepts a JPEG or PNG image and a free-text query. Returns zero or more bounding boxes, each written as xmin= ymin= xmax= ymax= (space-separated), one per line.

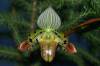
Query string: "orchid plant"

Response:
xmin=18 ymin=7 xmax=100 ymax=62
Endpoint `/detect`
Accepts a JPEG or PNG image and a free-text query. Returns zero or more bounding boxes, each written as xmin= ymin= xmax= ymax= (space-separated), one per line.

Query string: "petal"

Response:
xmin=66 ymin=43 xmax=77 ymax=54
xmin=37 ymin=7 xmax=61 ymax=30
xmin=18 ymin=40 xmax=31 ymax=52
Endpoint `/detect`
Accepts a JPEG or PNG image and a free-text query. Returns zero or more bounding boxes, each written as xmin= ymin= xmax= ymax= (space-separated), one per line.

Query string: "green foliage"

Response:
xmin=0 ymin=13 xmax=32 ymax=44
xmin=84 ymin=30 xmax=100 ymax=56
xmin=0 ymin=46 xmax=21 ymax=61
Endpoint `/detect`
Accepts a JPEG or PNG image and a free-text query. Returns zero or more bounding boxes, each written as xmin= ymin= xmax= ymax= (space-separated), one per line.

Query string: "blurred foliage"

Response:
xmin=0 ymin=0 xmax=100 ymax=66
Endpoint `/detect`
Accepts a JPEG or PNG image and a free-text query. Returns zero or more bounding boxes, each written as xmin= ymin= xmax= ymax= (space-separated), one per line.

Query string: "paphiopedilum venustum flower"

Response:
xmin=18 ymin=7 xmax=77 ymax=62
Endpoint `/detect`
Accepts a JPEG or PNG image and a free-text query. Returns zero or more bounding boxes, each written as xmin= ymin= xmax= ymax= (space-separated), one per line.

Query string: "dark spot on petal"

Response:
xmin=64 ymin=40 xmax=67 ymax=42
xmin=29 ymin=38 xmax=32 ymax=42
xmin=28 ymin=34 xmax=31 ymax=36
xmin=34 ymin=31 xmax=36 ymax=33
xmin=40 ymin=32 xmax=42 ymax=33
xmin=63 ymin=40 xmax=67 ymax=44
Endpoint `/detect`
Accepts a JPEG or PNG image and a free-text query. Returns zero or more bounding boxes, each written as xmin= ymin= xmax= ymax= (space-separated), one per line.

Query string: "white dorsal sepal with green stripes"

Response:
xmin=37 ymin=7 xmax=61 ymax=30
